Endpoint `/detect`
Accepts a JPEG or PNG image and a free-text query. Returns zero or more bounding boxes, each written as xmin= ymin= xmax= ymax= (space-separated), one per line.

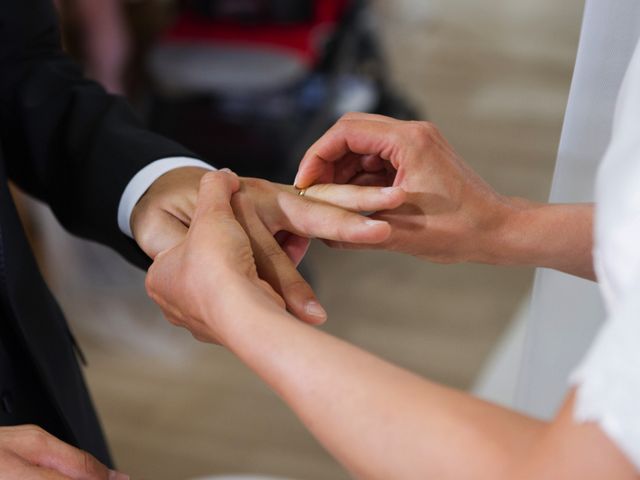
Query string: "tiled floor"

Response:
xmin=36 ymin=1 xmax=585 ymax=478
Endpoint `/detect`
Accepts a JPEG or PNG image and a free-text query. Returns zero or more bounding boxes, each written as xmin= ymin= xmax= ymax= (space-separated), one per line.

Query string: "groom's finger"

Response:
xmin=303 ymin=184 xmax=406 ymax=213
xmin=279 ymin=195 xmax=392 ymax=245
xmin=275 ymin=231 xmax=311 ymax=267
xmin=233 ymin=201 xmax=326 ymax=325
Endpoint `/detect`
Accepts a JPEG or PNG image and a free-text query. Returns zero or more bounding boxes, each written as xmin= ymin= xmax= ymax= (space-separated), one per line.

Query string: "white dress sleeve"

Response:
xmin=571 ymin=270 xmax=640 ymax=470
xmin=571 ymin=36 xmax=640 ymax=471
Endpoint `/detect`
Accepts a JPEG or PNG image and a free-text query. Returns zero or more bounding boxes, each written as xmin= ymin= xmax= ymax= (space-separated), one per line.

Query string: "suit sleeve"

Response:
xmin=0 ymin=0 xmax=197 ymax=268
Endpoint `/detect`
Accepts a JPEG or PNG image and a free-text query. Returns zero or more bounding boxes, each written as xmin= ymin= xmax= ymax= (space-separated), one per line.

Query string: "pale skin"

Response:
xmin=146 ymin=171 xmax=637 ymax=479
xmin=295 ymin=112 xmax=595 ymax=280
xmin=0 ymin=425 xmax=126 ymax=480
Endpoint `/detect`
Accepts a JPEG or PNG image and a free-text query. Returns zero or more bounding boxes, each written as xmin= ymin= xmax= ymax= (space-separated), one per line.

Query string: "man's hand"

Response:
xmin=295 ymin=113 xmax=595 ymax=278
xmin=0 ymin=425 xmax=127 ymax=479
xmin=145 ymin=171 xmax=289 ymax=344
xmin=132 ymin=166 xmax=406 ymax=325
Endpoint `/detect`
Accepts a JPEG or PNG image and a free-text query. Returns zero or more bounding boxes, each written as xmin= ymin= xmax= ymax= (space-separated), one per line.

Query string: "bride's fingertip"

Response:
xmin=220 ymin=167 xmax=240 ymax=179
xmin=294 ymin=168 xmax=310 ymax=189
xmin=293 ymin=171 xmax=302 ymax=188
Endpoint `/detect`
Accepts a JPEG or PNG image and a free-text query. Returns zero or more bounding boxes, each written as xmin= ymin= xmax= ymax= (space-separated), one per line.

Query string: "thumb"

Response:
xmin=193 ymin=170 xmax=241 ymax=224
xmin=12 ymin=429 xmax=121 ymax=480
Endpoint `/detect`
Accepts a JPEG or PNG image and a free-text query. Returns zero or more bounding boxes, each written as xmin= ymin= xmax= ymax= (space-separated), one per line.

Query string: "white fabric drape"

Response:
xmin=516 ymin=0 xmax=640 ymax=419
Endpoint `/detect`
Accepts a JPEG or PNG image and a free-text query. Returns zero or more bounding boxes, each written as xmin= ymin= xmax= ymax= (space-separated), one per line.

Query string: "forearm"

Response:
xmin=483 ymin=200 xmax=595 ymax=280
xmin=221 ymin=305 xmax=544 ymax=479
xmin=0 ymin=0 xmax=195 ymax=266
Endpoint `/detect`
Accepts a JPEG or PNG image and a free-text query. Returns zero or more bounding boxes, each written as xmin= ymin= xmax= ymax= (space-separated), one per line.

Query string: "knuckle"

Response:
xmin=144 ymin=272 xmax=157 ymax=300
xmin=406 ymin=121 xmax=435 ymax=143
xmin=417 ymin=120 xmax=436 ymax=132
xmin=387 ymin=128 xmax=405 ymax=149
xmin=332 ymin=119 xmax=348 ymax=136
xmin=340 ymin=111 xmax=359 ymax=121
xmin=240 ymin=177 xmax=268 ymax=196
xmin=22 ymin=424 xmax=43 ymax=433
xmin=250 ymin=177 xmax=269 ymax=189
xmin=28 ymin=429 xmax=50 ymax=449
xmin=164 ymin=314 xmax=181 ymax=327
xmin=145 ymin=260 xmax=164 ymax=293
xmin=191 ymin=330 xmax=213 ymax=343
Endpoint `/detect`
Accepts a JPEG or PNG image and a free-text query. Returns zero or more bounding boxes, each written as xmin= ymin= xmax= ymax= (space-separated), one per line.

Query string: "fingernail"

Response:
xmin=109 ymin=470 xmax=130 ymax=480
xmin=381 ymin=187 xmax=399 ymax=195
xmin=293 ymin=172 xmax=302 ymax=188
xmin=305 ymin=301 xmax=327 ymax=320
xmin=365 ymin=219 xmax=388 ymax=228
xmin=220 ymin=168 xmax=233 ymax=173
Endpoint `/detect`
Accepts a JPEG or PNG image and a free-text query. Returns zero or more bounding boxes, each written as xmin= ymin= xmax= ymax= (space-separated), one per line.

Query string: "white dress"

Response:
xmin=516 ymin=0 xmax=640 ymax=420
xmin=571 ymin=36 xmax=640 ymax=471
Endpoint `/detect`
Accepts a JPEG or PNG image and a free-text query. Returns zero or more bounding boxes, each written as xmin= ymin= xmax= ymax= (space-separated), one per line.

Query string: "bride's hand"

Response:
xmin=145 ymin=171 xmax=286 ymax=344
xmin=294 ymin=113 xmax=514 ymax=264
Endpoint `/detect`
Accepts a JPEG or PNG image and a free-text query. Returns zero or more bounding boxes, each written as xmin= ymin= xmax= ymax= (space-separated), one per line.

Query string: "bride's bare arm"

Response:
xmin=296 ymin=114 xmax=596 ymax=280
xmin=146 ymin=171 xmax=634 ymax=479
xmin=222 ymin=304 xmax=633 ymax=479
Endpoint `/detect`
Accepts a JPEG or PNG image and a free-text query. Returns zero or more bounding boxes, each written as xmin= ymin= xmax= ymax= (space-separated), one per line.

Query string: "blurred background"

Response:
xmin=14 ymin=0 xmax=584 ymax=478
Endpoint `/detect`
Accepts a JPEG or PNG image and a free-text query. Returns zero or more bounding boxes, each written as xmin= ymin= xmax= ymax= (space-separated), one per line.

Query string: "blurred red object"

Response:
xmin=163 ymin=0 xmax=350 ymax=65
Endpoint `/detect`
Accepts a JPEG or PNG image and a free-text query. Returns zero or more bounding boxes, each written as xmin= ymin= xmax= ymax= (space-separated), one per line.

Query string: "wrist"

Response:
xmin=202 ymin=274 xmax=291 ymax=348
xmin=476 ymin=196 xmax=543 ymax=266
xmin=478 ymin=198 xmax=595 ymax=277
xmin=123 ymin=160 xmax=213 ymax=238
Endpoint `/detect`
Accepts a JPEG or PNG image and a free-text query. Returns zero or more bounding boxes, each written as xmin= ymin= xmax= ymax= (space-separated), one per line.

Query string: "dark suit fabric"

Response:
xmin=0 ymin=0 xmax=196 ymax=466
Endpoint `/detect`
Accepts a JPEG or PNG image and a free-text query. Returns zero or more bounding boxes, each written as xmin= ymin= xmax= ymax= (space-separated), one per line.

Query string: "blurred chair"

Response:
xmin=147 ymin=0 xmax=419 ymax=182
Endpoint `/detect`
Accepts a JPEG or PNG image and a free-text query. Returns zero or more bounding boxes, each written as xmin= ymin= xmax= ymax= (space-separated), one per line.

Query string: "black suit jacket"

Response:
xmin=0 ymin=0 xmax=197 ymax=466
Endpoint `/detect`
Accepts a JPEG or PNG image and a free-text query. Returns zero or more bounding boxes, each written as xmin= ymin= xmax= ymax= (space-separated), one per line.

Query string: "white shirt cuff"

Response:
xmin=118 ymin=157 xmax=216 ymax=238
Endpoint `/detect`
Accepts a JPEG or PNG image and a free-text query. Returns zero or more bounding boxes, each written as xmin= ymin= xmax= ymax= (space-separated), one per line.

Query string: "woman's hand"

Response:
xmin=145 ymin=171 xmax=288 ymax=344
xmin=295 ymin=113 xmax=595 ymax=277
xmin=295 ymin=112 xmax=513 ymax=264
